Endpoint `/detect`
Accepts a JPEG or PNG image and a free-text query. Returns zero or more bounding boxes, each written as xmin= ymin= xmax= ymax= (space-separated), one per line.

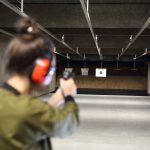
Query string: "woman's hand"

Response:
xmin=59 ymin=78 xmax=77 ymax=97
xmin=48 ymin=78 xmax=77 ymax=107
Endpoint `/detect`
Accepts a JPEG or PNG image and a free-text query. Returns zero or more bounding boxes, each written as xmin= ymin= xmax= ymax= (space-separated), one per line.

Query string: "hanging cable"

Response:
xmin=100 ymin=60 xmax=103 ymax=68
xmin=67 ymin=59 xmax=70 ymax=68
xmin=133 ymin=60 xmax=137 ymax=70
xmin=116 ymin=60 xmax=120 ymax=70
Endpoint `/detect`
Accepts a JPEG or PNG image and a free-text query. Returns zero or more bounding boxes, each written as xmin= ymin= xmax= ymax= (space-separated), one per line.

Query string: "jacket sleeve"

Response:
xmin=25 ymin=95 xmax=79 ymax=138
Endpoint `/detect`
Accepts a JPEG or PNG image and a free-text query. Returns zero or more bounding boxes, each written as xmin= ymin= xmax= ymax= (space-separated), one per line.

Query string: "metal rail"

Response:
xmin=0 ymin=29 xmax=15 ymax=37
xmin=133 ymin=48 xmax=149 ymax=60
xmin=118 ymin=17 xmax=150 ymax=59
xmin=0 ymin=28 xmax=69 ymax=59
xmin=80 ymin=0 xmax=101 ymax=58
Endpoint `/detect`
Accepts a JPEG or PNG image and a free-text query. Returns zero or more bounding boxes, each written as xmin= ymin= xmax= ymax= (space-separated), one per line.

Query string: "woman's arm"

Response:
xmin=48 ymin=78 xmax=77 ymax=107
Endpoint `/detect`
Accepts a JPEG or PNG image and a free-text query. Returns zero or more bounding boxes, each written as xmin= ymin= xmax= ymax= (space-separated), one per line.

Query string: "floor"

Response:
xmin=43 ymin=94 xmax=150 ymax=150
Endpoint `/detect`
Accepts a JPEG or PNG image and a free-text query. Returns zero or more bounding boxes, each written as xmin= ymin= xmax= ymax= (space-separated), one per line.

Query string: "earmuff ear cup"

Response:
xmin=31 ymin=58 xmax=51 ymax=83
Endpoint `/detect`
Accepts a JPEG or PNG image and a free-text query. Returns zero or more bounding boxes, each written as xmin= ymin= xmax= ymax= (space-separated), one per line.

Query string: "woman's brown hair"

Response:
xmin=3 ymin=17 xmax=54 ymax=78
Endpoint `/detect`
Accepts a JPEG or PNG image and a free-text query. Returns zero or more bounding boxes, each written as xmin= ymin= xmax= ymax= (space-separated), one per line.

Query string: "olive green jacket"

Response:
xmin=0 ymin=88 xmax=79 ymax=150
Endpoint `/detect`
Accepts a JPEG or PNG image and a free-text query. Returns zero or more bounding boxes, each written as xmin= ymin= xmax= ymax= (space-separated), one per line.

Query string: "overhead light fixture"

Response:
xmin=76 ymin=47 xmax=79 ymax=54
xmin=66 ymin=53 xmax=70 ymax=59
xmin=53 ymin=47 xmax=57 ymax=53
xmin=130 ymin=35 xmax=133 ymax=41
xmin=144 ymin=48 xmax=148 ymax=55
xmin=114 ymin=59 xmax=121 ymax=70
xmin=133 ymin=54 xmax=136 ymax=60
xmin=62 ymin=35 xmax=65 ymax=42
xmin=95 ymin=35 xmax=98 ymax=41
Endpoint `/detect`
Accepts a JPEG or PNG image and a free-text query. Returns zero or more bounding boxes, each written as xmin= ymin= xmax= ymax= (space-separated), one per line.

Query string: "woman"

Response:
xmin=0 ymin=17 xmax=79 ymax=150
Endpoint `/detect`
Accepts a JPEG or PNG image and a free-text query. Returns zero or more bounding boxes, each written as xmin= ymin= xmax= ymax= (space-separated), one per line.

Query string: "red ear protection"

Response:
xmin=31 ymin=58 xmax=51 ymax=83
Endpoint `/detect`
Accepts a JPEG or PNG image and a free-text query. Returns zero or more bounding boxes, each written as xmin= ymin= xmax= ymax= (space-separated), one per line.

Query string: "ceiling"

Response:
xmin=1 ymin=0 xmax=150 ymax=62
